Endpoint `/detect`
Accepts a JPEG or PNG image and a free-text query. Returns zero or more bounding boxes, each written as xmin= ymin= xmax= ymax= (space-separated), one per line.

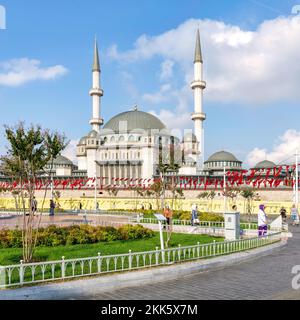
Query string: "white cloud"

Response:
xmin=149 ymin=108 xmax=191 ymax=132
xmin=107 ymin=15 xmax=300 ymax=105
xmin=142 ymin=83 xmax=172 ymax=104
xmin=62 ymin=139 xmax=78 ymax=165
xmin=246 ymin=129 xmax=300 ymax=166
xmin=159 ymin=59 xmax=174 ymax=81
xmin=0 ymin=58 xmax=68 ymax=87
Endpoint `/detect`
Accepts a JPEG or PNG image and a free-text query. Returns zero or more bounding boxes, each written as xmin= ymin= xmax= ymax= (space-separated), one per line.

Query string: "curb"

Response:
xmin=0 ymin=240 xmax=286 ymax=300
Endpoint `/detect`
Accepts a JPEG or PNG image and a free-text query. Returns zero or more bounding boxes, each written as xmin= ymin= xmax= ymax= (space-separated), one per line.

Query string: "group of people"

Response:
xmin=279 ymin=204 xmax=299 ymax=226
xmin=27 ymin=197 xmax=56 ymax=216
xmin=162 ymin=204 xmax=200 ymax=229
xmin=258 ymin=203 xmax=299 ymax=237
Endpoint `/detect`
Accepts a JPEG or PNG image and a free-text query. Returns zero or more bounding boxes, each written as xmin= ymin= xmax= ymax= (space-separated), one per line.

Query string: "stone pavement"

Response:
xmin=81 ymin=226 xmax=300 ymax=300
xmin=0 ymin=214 xmax=130 ymax=230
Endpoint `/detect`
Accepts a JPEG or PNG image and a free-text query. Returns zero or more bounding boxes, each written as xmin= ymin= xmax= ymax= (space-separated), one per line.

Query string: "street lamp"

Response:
xmin=223 ymin=164 xmax=227 ymax=214
xmin=154 ymin=213 xmax=166 ymax=263
xmin=94 ymin=172 xmax=97 ymax=213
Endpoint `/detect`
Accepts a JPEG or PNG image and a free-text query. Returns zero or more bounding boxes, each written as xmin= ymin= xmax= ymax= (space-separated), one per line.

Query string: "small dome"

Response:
xmin=103 ymin=109 xmax=166 ymax=132
xmin=78 ymin=136 xmax=87 ymax=145
xmin=87 ymin=130 xmax=100 ymax=138
xmin=205 ymin=150 xmax=241 ymax=163
xmin=51 ymin=155 xmax=74 ymax=166
xmin=254 ymin=160 xmax=276 ymax=169
xmin=183 ymin=133 xmax=197 ymax=143
xmin=184 ymin=156 xmax=196 ymax=164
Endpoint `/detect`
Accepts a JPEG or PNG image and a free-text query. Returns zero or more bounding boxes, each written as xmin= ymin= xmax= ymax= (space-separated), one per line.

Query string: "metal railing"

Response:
xmin=0 ymin=232 xmax=281 ymax=288
xmin=132 ymin=217 xmax=259 ymax=230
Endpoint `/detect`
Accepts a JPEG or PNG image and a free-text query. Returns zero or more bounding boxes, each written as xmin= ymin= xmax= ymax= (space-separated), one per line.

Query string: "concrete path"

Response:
xmin=85 ymin=226 xmax=300 ymax=300
xmin=1 ymin=228 xmax=299 ymax=300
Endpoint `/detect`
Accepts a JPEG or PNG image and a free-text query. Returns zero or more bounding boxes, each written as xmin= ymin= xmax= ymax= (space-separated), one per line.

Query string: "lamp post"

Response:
xmin=94 ymin=172 xmax=97 ymax=212
xmin=154 ymin=213 xmax=166 ymax=263
xmin=223 ymin=164 xmax=227 ymax=214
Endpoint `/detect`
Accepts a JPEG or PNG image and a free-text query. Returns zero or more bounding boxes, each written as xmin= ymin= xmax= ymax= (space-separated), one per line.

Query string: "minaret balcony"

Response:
xmin=191 ymin=112 xmax=206 ymax=121
xmin=89 ymin=118 xmax=104 ymax=126
xmin=89 ymin=88 xmax=104 ymax=96
xmin=190 ymin=80 xmax=206 ymax=90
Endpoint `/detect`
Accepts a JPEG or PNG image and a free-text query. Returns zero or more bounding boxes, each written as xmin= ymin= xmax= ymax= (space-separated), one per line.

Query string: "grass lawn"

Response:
xmin=0 ymin=232 xmax=224 ymax=266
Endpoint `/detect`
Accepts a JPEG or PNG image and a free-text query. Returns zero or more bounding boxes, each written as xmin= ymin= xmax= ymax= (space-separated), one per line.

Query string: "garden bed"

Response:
xmin=0 ymin=232 xmax=224 ymax=266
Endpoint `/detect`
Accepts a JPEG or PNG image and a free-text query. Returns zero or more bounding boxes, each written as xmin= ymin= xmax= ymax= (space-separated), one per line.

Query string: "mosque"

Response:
xmin=70 ymin=30 xmax=252 ymax=184
xmin=0 ymin=30 xmax=286 ymax=185
xmin=38 ymin=30 xmax=288 ymax=185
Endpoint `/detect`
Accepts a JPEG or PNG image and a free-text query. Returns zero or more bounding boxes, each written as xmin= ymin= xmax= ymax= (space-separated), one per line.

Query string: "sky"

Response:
xmin=0 ymin=0 xmax=300 ymax=167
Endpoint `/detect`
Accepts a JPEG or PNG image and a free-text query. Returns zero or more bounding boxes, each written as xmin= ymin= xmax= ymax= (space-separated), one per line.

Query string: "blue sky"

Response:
xmin=0 ymin=0 xmax=300 ymax=167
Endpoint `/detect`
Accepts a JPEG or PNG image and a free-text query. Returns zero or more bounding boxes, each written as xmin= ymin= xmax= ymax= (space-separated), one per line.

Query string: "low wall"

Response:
xmin=0 ymin=196 xmax=295 ymax=216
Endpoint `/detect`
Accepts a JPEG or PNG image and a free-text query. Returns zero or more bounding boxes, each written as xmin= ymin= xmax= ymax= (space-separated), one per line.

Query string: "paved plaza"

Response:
xmin=0 ymin=215 xmax=299 ymax=300
xmin=77 ymin=226 xmax=300 ymax=300
xmin=0 ymin=214 xmax=130 ymax=230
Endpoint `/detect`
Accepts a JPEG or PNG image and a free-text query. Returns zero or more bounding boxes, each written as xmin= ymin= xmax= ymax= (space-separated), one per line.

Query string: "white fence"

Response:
xmin=0 ymin=232 xmax=281 ymax=288
xmin=133 ymin=217 xmax=259 ymax=230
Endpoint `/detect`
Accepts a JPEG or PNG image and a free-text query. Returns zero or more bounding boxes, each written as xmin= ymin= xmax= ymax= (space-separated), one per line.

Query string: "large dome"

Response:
xmin=103 ymin=109 xmax=166 ymax=132
xmin=205 ymin=150 xmax=241 ymax=163
xmin=254 ymin=160 xmax=276 ymax=169
xmin=51 ymin=155 xmax=74 ymax=166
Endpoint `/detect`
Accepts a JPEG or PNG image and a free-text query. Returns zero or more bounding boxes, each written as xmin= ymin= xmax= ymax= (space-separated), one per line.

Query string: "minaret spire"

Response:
xmin=89 ymin=37 xmax=103 ymax=132
xmin=194 ymin=29 xmax=203 ymax=63
xmin=93 ymin=38 xmax=100 ymax=72
xmin=191 ymin=29 xmax=206 ymax=170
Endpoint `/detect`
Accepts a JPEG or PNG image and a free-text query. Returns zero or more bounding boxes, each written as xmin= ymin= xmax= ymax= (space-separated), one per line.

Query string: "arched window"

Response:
xmin=119 ymin=135 xmax=125 ymax=142
xmin=110 ymin=136 xmax=115 ymax=142
xmin=129 ymin=135 xmax=134 ymax=142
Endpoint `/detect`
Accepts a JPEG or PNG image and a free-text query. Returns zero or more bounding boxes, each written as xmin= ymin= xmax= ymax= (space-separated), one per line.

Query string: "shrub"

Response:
xmin=0 ymin=224 xmax=154 ymax=248
xmin=172 ymin=211 xmax=224 ymax=222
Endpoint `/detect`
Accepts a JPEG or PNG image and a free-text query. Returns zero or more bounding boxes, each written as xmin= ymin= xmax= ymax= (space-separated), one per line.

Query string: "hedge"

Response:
xmin=0 ymin=224 xmax=155 ymax=248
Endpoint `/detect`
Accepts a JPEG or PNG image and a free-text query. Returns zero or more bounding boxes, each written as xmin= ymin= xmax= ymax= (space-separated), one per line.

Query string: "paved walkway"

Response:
xmin=81 ymin=226 xmax=300 ymax=300
xmin=0 ymin=214 xmax=130 ymax=230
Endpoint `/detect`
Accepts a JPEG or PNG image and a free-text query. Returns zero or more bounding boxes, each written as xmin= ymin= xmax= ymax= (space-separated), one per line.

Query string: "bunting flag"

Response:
xmin=1 ymin=164 xmax=297 ymax=191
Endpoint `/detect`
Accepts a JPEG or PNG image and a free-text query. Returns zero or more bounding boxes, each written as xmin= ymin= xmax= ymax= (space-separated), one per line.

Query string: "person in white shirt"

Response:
xmin=290 ymin=204 xmax=299 ymax=226
xmin=258 ymin=204 xmax=268 ymax=236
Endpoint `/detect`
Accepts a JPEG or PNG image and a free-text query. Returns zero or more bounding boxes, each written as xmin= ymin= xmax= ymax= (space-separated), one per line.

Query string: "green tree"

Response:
xmin=107 ymin=186 xmax=119 ymax=209
xmin=240 ymin=187 xmax=256 ymax=222
xmin=223 ymin=187 xmax=241 ymax=208
xmin=0 ymin=122 xmax=67 ymax=262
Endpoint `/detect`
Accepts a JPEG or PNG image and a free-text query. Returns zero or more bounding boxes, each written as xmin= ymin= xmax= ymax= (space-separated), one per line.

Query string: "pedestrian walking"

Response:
xmin=191 ymin=204 xmax=198 ymax=226
xmin=290 ymin=204 xmax=299 ymax=226
xmin=258 ymin=204 xmax=268 ymax=236
xmin=49 ymin=199 xmax=56 ymax=216
xmin=163 ymin=205 xmax=173 ymax=230
xmin=279 ymin=206 xmax=287 ymax=223
xmin=31 ymin=196 xmax=38 ymax=215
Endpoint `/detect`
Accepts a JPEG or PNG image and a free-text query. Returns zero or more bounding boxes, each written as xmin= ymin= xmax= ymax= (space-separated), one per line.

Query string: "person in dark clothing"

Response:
xmin=49 ymin=199 xmax=55 ymax=216
xmin=280 ymin=207 xmax=287 ymax=222
xmin=31 ymin=197 xmax=38 ymax=215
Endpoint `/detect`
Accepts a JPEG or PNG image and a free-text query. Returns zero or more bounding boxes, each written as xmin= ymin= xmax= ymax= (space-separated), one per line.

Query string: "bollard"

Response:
xmin=19 ymin=260 xmax=24 ymax=285
xmin=61 ymin=256 xmax=65 ymax=279
xmin=0 ymin=265 xmax=6 ymax=288
xmin=97 ymin=252 xmax=101 ymax=273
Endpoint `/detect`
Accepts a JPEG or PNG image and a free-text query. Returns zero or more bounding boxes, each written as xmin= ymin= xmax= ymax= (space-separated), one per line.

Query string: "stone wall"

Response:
xmin=0 ymin=190 xmax=296 ymax=215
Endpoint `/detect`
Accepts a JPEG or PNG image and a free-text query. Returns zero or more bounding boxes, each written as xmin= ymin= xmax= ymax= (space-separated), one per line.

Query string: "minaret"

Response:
xmin=89 ymin=38 xmax=103 ymax=132
xmin=191 ymin=29 xmax=206 ymax=170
